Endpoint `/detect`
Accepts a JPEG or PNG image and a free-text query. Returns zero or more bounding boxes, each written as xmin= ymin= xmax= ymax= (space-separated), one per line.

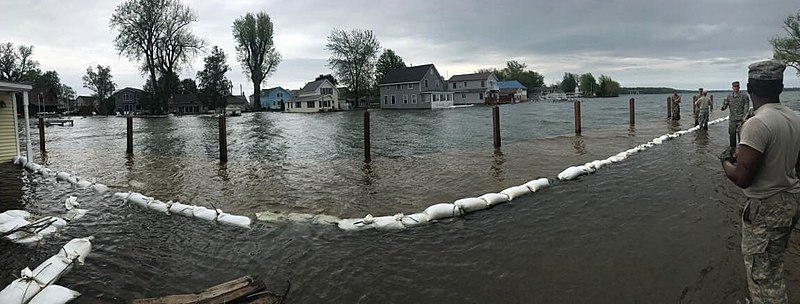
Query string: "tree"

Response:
xmin=82 ymin=65 xmax=117 ymax=114
xmin=771 ymin=10 xmax=800 ymax=76
xmin=598 ymin=75 xmax=620 ymax=97
xmin=560 ymin=72 xmax=578 ymax=93
xmin=110 ymin=0 xmax=203 ymax=114
xmin=315 ymin=74 xmax=338 ymax=86
xmin=197 ymin=46 xmax=230 ymax=113
xmin=496 ymin=60 xmax=545 ymax=90
xmin=375 ymin=49 xmax=406 ymax=83
xmin=232 ymin=12 xmax=281 ymax=111
xmin=60 ymin=84 xmax=76 ymax=112
xmin=178 ymin=78 xmax=197 ymax=94
xmin=578 ymin=73 xmax=598 ymax=97
xmin=326 ymin=28 xmax=380 ymax=107
xmin=0 ymin=42 xmax=39 ymax=82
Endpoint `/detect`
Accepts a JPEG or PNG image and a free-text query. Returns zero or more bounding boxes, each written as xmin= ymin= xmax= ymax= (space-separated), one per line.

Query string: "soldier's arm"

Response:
xmin=723 ymin=144 xmax=762 ymax=188
xmin=721 ymin=96 xmax=729 ymax=110
xmin=796 ymin=149 xmax=800 ymax=177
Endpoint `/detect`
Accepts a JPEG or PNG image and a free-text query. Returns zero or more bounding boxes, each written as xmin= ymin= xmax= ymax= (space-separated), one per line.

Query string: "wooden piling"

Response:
xmin=364 ymin=110 xmax=371 ymax=162
xmin=219 ymin=115 xmax=227 ymax=163
xmin=574 ymin=100 xmax=582 ymax=134
xmin=492 ymin=106 xmax=501 ymax=147
xmin=38 ymin=117 xmax=45 ymax=152
xmin=629 ymin=98 xmax=635 ymax=125
xmin=666 ymin=96 xmax=672 ymax=119
xmin=126 ymin=116 xmax=133 ymax=154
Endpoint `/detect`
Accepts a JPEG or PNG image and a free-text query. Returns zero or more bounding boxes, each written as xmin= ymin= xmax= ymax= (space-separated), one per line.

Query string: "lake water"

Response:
xmin=2 ymin=92 xmax=800 ymax=303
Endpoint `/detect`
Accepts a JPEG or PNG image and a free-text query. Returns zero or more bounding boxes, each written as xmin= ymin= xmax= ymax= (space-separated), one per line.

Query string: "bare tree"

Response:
xmin=326 ymin=28 xmax=380 ymax=108
xmin=82 ymin=65 xmax=117 ymax=115
xmin=233 ymin=12 xmax=281 ymax=111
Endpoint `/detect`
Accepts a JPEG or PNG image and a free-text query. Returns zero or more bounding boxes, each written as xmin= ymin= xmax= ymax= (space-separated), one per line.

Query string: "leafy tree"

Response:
xmin=315 ymin=74 xmax=338 ymax=86
xmin=598 ymin=75 xmax=620 ymax=97
xmin=110 ymin=0 xmax=203 ymax=114
xmin=578 ymin=73 xmax=598 ymax=97
xmin=60 ymin=84 xmax=76 ymax=112
xmin=771 ymin=10 xmax=800 ymax=76
xmin=232 ymin=11 xmax=281 ymax=111
xmin=197 ymin=46 xmax=230 ymax=113
xmin=326 ymin=28 xmax=380 ymax=107
xmin=497 ymin=61 xmax=544 ymax=90
xmin=179 ymin=78 xmax=197 ymax=94
xmin=375 ymin=49 xmax=406 ymax=83
xmin=0 ymin=42 xmax=39 ymax=81
xmin=82 ymin=65 xmax=117 ymax=114
xmin=560 ymin=72 xmax=578 ymax=93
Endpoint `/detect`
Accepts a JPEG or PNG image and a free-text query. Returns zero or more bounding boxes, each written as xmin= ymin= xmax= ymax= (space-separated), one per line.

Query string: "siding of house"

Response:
xmin=0 ymin=92 xmax=19 ymax=161
xmin=379 ymin=66 xmax=451 ymax=110
xmin=450 ymin=74 xmax=499 ymax=105
xmin=286 ymin=80 xmax=339 ymax=113
xmin=261 ymin=88 xmax=292 ymax=111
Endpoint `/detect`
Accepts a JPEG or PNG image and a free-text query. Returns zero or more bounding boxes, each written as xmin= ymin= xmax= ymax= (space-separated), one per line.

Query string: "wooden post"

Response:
xmin=629 ymin=98 xmax=635 ymax=125
xmin=666 ymin=96 xmax=672 ymax=119
xmin=492 ymin=106 xmax=501 ymax=147
xmin=38 ymin=117 xmax=45 ymax=152
xmin=219 ymin=115 xmax=227 ymax=163
xmin=574 ymin=100 xmax=582 ymax=134
xmin=126 ymin=116 xmax=133 ymax=154
xmin=364 ymin=110 xmax=371 ymax=162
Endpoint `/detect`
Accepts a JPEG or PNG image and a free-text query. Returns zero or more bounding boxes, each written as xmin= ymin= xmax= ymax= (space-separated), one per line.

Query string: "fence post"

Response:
xmin=667 ymin=96 xmax=672 ymax=119
xmin=38 ymin=117 xmax=45 ymax=152
xmin=218 ymin=115 xmax=227 ymax=163
xmin=364 ymin=110 xmax=371 ymax=162
xmin=492 ymin=106 xmax=501 ymax=147
xmin=574 ymin=100 xmax=582 ymax=134
xmin=629 ymin=98 xmax=635 ymax=125
xmin=126 ymin=116 xmax=133 ymax=154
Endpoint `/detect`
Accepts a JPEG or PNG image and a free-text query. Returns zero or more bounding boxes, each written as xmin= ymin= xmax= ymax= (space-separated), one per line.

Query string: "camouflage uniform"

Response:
xmin=722 ymin=91 xmax=751 ymax=147
xmin=741 ymin=192 xmax=800 ymax=304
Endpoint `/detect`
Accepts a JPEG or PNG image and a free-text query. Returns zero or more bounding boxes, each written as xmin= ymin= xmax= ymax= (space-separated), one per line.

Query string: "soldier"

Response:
xmin=694 ymin=91 xmax=712 ymax=129
xmin=670 ymin=90 xmax=681 ymax=120
xmin=692 ymin=87 xmax=704 ymax=125
xmin=721 ymin=60 xmax=800 ymax=304
xmin=721 ymin=81 xmax=751 ymax=148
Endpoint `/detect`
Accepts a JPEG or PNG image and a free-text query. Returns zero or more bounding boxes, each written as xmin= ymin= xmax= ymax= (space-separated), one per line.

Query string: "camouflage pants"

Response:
xmin=741 ymin=192 xmax=800 ymax=304
xmin=728 ymin=119 xmax=743 ymax=147
xmin=698 ymin=110 xmax=709 ymax=128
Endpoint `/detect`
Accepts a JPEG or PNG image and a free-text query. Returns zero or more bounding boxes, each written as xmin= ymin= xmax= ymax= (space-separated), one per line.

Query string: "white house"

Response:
xmin=448 ymin=72 xmax=499 ymax=105
xmin=285 ymin=79 xmax=339 ymax=113
xmin=0 ymin=81 xmax=33 ymax=162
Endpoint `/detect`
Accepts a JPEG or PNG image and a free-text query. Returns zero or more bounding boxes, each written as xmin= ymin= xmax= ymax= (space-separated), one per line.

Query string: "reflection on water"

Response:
xmin=490 ymin=148 xmax=505 ymax=181
xmin=571 ymin=135 xmax=586 ymax=154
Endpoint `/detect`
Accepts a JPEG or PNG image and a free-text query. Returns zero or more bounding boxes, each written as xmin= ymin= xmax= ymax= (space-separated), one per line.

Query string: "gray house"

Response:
xmin=448 ymin=72 xmax=499 ymax=105
xmin=112 ymin=87 xmax=145 ymax=114
xmin=378 ymin=64 xmax=453 ymax=109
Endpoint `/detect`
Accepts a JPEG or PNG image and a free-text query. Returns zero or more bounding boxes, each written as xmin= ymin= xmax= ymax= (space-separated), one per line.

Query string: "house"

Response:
xmin=253 ymin=87 xmax=291 ymax=111
xmin=285 ymin=79 xmax=339 ymax=113
xmin=27 ymin=86 xmax=60 ymax=115
xmin=75 ymin=96 xmax=97 ymax=116
xmin=0 ymin=81 xmax=33 ymax=162
xmin=497 ymin=80 xmax=528 ymax=103
xmin=169 ymin=93 xmax=207 ymax=115
xmin=448 ymin=72 xmax=499 ymax=105
xmin=112 ymin=87 xmax=145 ymax=115
xmin=225 ymin=95 xmax=248 ymax=116
xmin=377 ymin=64 xmax=453 ymax=109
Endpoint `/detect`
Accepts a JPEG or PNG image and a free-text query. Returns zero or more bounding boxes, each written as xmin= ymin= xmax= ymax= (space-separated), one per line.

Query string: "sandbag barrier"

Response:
xmin=0 ymin=237 xmax=92 ymax=303
xmin=10 ymin=156 xmax=252 ymax=229
xmin=0 ymin=196 xmax=87 ymax=245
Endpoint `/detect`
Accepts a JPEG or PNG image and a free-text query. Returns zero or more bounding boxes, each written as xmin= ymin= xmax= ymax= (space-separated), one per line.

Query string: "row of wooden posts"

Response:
xmin=34 ymin=99 xmax=638 ymax=164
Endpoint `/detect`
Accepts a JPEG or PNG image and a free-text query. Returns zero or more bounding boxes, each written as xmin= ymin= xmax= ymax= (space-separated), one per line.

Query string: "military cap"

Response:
xmin=732 ymin=81 xmax=739 ymax=86
xmin=748 ymin=60 xmax=786 ymax=80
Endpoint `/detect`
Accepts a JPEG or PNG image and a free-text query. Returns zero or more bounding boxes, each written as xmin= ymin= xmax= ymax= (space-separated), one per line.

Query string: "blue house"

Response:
xmin=252 ymin=87 xmax=291 ymax=111
xmin=497 ymin=80 xmax=528 ymax=103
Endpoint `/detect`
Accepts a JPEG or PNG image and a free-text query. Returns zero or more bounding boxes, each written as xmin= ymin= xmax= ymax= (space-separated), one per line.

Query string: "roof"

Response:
xmin=497 ymin=80 xmax=527 ymax=89
xmin=172 ymin=93 xmax=199 ymax=105
xmin=292 ymin=95 xmax=326 ymax=103
xmin=378 ymin=64 xmax=435 ymax=85
xmin=111 ymin=87 xmax=144 ymax=97
xmin=448 ymin=72 xmax=494 ymax=82
xmin=299 ymin=80 xmax=327 ymax=94
xmin=226 ymin=95 xmax=248 ymax=105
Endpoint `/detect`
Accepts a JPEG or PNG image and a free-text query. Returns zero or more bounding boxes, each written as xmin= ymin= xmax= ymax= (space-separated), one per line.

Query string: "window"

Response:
xmin=481 ymin=80 xmax=485 ymax=87
xmin=436 ymin=80 xmax=440 ymax=88
xmin=321 ymin=87 xmax=333 ymax=95
xmin=433 ymin=94 xmax=438 ymax=102
xmin=396 ymin=84 xmax=400 ymax=90
xmin=489 ymin=81 xmax=495 ymax=88
xmin=407 ymin=83 xmax=413 ymax=89
xmin=424 ymin=79 xmax=428 ymax=88
xmin=391 ymin=95 xmax=396 ymax=104
xmin=295 ymin=102 xmax=301 ymax=108
xmin=403 ymin=95 xmax=408 ymax=104
xmin=412 ymin=94 xmax=417 ymax=104
xmin=452 ymin=83 xmax=456 ymax=89
xmin=429 ymin=69 xmax=433 ymax=75
xmin=464 ymin=81 xmax=467 ymax=87
xmin=307 ymin=101 xmax=315 ymax=108
xmin=446 ymin=94 xmax=451 ymax=101
xmin=384 ymin=96 xmax=388 ymax=104
xmin=479 ymin=93 xmax=484 ymax=100
xmin=462 ymin=93 xmax=466 ymax=99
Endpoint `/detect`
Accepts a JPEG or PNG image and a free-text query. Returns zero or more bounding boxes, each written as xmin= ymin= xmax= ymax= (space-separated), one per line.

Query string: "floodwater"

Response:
xmin=2 ymin=93 xmax=800 ymax=303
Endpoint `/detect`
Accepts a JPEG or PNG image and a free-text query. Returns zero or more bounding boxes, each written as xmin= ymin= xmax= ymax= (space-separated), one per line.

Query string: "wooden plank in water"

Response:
xmin=131 ymin=275 xmax=278 ymax=304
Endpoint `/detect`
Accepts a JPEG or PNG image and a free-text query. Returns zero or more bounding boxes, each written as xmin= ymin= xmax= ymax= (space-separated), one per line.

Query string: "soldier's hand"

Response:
xmin=721 ymin=105 xmax=727 ymax=111
xmin=718 ymin=147 xmax=734 ymax=165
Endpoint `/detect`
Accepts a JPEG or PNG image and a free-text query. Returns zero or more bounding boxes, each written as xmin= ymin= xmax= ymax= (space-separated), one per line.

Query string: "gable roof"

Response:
xmin=111 ymin=87 xmax=145 ymax=97
xmin=379 ymin=64 xmax=435 ymax=85
xmin=497 ymin=80 xmax=527 ymax=89
xmin=299 ymin=79 xmax=328 ymax=94
xmin=448 ymin=72 xmax=494 ymax=82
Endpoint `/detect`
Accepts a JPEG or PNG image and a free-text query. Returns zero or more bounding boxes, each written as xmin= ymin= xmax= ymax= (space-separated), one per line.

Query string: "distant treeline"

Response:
xmin=619 ymin=87 xmax=675 ymax=94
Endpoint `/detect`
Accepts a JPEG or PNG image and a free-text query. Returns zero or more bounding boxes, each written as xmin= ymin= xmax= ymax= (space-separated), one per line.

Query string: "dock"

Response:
xmin=31 ymin=119 xmax=74 ymax=126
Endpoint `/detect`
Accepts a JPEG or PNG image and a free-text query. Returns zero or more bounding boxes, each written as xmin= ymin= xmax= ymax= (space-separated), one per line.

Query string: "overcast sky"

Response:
xmin=2 ymin=0 xmax=799 ymax=97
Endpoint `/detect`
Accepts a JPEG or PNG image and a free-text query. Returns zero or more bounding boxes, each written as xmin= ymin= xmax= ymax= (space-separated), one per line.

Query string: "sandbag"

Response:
xmin=0 ymin=277 xmax=42 ymax=304
xmin=453 ymin=197 xmax=488 ymax=213
xmin=286 ymin=213 xmax=314 ymax=222
xmin=524 ymin=178 xmax=550 ymax=192
xmin=64 ymin=209 xmax=87 ymax=222
xmin=168 ymin=202 xmax=194 ymax=217
xmin=18 ymin=156 xmax=28 ymax=166
xmin=424 ymin=203 xmax=462 ymax=220
xmin=501 ymin=185 xmax=531 ymax=201
xmin=65 ymin=196 xmax=79 ymax=210
xmin=6 ymin=231 xmax=42 ymax=243
xmin=13 ymin=155 xmax=21 ymax=165
xmin=147 ymin=200 xmax=170 ymax=215
xmin=31 ymin=255 xmax=73 ymax=286
xmin=338 ymin=217 xmax=375 ymax=231
xmin=373 ymin=214 xmax=405 ymax=231
xmin=192 ymin=206 xmax=219 ymax=221
xmin=59 ymin=237 xmax=92 ymax=264
xmin=558 ymin=166 xmax=589 ymax=181
xmin=216 ymin=213 xmax=251 ymax=228
xmin=3 ymin=210 xmax=31 ymax=219
xmin=479 ymin=193 xmax=509 ymax=206
xmin=311 ymin=214 xmax=341 ymax=225
xmin=400 ymin=213 xmax=429 ymax=228
xmin=39 ymin=168 xmax=55 ymax=177
xmin=76 ymin=179 xmax=93 ymax=188
xmin=91 ymin=183 xmax=109 ymax=193
xmin=0 ymin=216 xmax=30 ymax=233
xmin=56 ymin=172 xmax=71 ymax=181
xmin=28 ymin=285 xmax=81 ymax=304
